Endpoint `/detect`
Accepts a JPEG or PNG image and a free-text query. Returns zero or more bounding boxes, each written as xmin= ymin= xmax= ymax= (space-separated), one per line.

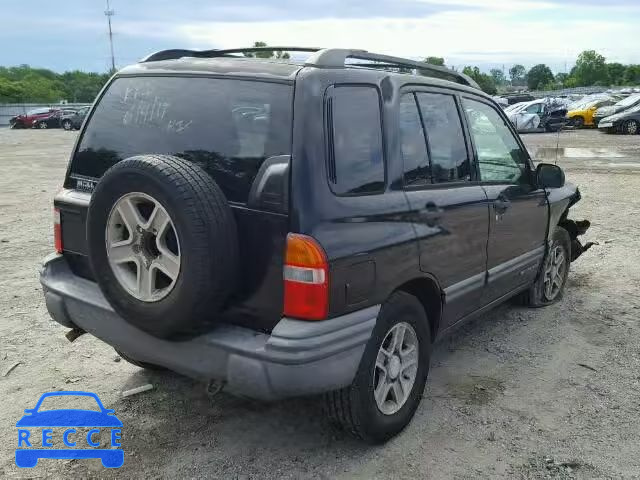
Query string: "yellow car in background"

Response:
xmin=567 ymin=98 xmax=616 ymax=127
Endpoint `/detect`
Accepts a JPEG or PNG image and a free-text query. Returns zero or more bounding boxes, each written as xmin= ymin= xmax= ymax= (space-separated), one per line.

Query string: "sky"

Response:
xmin=2 ymin=0 xmax=639 ymax=74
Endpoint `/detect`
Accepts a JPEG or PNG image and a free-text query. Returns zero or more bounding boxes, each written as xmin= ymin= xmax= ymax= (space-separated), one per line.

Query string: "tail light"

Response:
xmin=283 ymin=233 xmax=329 ymax=320
xmin=53 ymin=208 xmax=63 ymax=253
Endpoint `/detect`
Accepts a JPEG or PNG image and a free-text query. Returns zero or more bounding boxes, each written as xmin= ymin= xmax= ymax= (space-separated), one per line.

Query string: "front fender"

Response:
xmin=546 ymin=183 xmax=593 ymax=261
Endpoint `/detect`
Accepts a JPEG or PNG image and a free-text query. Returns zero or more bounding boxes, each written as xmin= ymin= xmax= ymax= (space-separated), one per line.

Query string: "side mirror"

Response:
xmin=536 ymin=163 xmax=565 ymax=188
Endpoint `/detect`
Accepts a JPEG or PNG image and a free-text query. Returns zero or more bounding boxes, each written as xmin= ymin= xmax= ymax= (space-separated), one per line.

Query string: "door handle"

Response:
xmin=493 ymin=196 xmax=511 ymax=215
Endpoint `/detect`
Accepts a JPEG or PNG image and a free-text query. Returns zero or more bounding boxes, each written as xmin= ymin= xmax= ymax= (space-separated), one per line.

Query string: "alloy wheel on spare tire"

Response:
xmin=87 ymin=154 xmax=239 ymax=338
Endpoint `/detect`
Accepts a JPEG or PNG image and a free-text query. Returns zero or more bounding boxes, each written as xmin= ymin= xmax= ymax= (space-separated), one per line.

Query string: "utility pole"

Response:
xmin=105 ymin=0 xmax=116 ymax=72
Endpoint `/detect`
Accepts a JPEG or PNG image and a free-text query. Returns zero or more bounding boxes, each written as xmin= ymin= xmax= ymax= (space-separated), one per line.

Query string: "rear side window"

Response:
xmin=416 ymin=93 xmax=470 ymax=183
xmin=399 ymin=93 xmax=430 ymax=187
xmin=327 ymin=86 xmax=384 ymax=195
xmin=69 ymin=76 xmax=293 ymax=203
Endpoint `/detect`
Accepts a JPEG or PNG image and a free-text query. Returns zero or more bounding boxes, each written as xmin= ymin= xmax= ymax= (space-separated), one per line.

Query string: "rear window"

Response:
xmin=69 ymin=76 xmax=293 ymax=203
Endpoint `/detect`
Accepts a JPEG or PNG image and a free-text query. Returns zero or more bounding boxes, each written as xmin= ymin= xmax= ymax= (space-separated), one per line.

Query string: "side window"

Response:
xmin=328 ymin=86 xmax=385 ymax=195
xmin=462 ymin=98 xmax=530 ymax=184
xmin=525 ymin=103 xmax=543 ymax=114
xmin=416 ymin=93 xmax=470 ymax=183
xmin=399 ymin=94 xmax=430 ymax=187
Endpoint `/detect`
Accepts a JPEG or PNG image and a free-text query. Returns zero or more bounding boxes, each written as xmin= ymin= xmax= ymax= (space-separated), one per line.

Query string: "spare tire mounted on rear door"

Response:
xmin=87 ymin=154 xmax=239 ymax=338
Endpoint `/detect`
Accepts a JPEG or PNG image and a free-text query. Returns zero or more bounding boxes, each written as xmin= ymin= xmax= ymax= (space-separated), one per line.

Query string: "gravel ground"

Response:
xmin=1 ymin=128 xmax=639 ymax=479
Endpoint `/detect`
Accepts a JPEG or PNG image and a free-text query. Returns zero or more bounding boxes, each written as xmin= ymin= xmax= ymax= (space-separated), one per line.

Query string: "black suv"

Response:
xmin=40 ymin=47 xmax=591 ymax=443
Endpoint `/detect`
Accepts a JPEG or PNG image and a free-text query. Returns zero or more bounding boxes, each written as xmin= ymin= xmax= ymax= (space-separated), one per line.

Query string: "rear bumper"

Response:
xmin=40 ymin=254 xmax=378 ymax=400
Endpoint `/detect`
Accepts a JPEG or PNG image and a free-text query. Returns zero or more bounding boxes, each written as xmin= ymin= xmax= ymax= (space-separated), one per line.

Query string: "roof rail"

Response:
xmin=140 ymin=46 xmax=479 ymax=90
xmin=305 ymin=49 xmax=480 ymax=89
xmin=140 ymin=47 xmax=322 ymax=63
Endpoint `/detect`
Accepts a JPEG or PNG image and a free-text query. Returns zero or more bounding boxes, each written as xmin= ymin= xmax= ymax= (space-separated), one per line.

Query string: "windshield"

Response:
xmin=70 ymin=76 xmax=293 ymax=203
xmin=26 ymin=108 xmax=50 ymax=115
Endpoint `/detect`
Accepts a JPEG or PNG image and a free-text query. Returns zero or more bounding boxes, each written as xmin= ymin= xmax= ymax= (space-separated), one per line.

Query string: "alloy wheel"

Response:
xmin=106 ymin=192 xmax=181 ymax=302
xmin=373 ymin=322 xmax=419 ymax=415
xmin=543 ymin=244 xmax=566 ymax=301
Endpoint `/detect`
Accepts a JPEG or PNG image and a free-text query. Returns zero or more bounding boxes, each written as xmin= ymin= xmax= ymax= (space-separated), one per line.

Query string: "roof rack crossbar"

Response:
xmin=305 ymin=49 xmax=480 ymax=89
xmin=141 ymin=47 xmax=322 ymax=63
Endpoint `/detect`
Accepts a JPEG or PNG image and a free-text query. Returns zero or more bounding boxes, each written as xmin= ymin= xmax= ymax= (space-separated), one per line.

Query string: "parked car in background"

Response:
xmin=505 ymin=99 xmax=567 ymax=132
xmin=499 ymin=93 xmax=535 ymax=105
xmin=9 ymin=108 xmax=58 ymax=129
xmin=566 ymin=98 xmax=616 ymax=127
xmin=33 ymin=109 xmax=77 ymax=129
xmin=593 ymin=93 xmax=640 ymax=127
xmin=598 ymin=104 xmax=640 ymax=134
xmin=62 ymin=106 xmax=91 ymax=130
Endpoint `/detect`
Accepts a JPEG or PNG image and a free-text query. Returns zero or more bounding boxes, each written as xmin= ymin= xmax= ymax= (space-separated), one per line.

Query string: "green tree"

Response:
xmin=0 ymin=65 xmax=109 ymax=102
xmin=462 ymin=66 xmax=497 ymax=95
xmin=489 ymin=68 xmax=505 ymax=86
xmin=607 ymin=63 xmax=626 ymax=85
xmin=555 ymin=72 xmax=569 ymax=86
xmin=526 ymin=64 xmax=554 ymax=90
xmin=509 ymin=64 xmax=526 ymax=86
xmin=424 ymin=56 xmax=445 ymax=66
xmin=624 ymin=65 xmax=640 ymax=85
xmin=243 ymin=41 xmax=290 ymax=60
xmin=570 ymin=50 xmax=608 ymax=86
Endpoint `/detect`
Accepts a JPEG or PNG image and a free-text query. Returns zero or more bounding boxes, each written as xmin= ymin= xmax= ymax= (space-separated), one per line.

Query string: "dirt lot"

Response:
xmin=1 ymin=128 xmax=639 ymax=479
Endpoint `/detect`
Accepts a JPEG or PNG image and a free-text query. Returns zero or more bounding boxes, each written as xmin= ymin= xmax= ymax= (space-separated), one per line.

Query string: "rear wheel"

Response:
xmin=522 ymin=227 xmax=571 ymax=307
xmin=62 ymin=119 xmax=72 ymax=130
xmin=38 ymin=122 xmax=48 ymax=129
xmin=572 ymin=116 xmax=584 ymax=128
xmin=624 ymin=119 xmax=639 ymax=135
xmin=324 ymin=291 xmax=431 ymax=443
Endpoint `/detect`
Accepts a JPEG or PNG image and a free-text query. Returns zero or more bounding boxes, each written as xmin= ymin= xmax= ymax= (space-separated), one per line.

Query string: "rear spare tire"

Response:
xmin=87 ymin=154 xmax=238 ymax=338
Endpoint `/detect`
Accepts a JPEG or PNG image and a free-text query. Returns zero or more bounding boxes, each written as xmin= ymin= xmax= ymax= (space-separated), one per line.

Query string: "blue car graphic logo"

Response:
xmin=16 ymin=391 xmax=123 ymax=468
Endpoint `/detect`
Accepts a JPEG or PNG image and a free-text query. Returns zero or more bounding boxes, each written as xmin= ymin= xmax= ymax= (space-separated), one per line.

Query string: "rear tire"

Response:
xmin=323 ymin=291 xmax=431 ymax=443
xmin=62 ymin=119 xmax=72 ymax=130
xmin=572 ymin=116 xmax=584 ymax=128
xmin=522 ymin=227 xmax=571 ymax=307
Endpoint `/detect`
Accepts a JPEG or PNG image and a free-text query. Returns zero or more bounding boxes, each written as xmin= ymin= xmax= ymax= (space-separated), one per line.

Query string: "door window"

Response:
xmin=399 ymin=94 xmax=430 ymax=187
xmin=463 ymin=98 xmax=530 ymax=184
xmin=416 ymin=93 xmax=470 ymax=183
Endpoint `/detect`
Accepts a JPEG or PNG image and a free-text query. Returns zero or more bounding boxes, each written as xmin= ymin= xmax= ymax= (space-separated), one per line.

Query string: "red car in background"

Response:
xmin=9 ymin=107 xmax=59 ymax=129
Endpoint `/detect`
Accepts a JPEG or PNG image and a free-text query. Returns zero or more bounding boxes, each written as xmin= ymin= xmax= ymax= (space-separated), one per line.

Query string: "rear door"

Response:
xmin=401 ymin=89 xmax=490 ymax=328
xmin=460 ymin=96 xmax=548 ymax=303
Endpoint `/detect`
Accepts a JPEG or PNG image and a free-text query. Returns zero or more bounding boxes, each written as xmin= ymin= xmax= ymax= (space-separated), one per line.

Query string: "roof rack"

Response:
xmin=140 ymin=47 xmax=479 ymax=90
xmin=305 ymin=49 xmax=479 ymax=89
xmin=140 ymin=47 xmax=322 ymax=63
